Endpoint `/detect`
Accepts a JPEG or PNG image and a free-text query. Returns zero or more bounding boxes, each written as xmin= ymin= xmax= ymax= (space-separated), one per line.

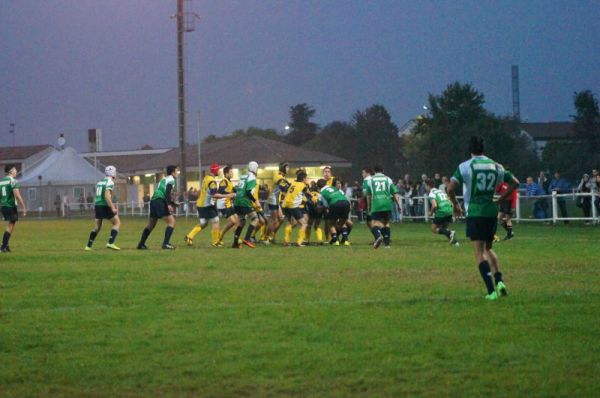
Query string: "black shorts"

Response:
xmin=1 ymin=207 xmax=18 ymax=222
xmin=197 ymin=205 xmax=218 ymax=220
xmin=149 ymin=199 xmax=170 ymax=219
xmin=268 ymin=204 xmax=279 ymax=211
xmin=326 ymin=201 xmax=350 ymax=221
xmin=371 ymin=211 xmax=391 ymax=223
xmin=95 ymin=205 xmax=116 ymax=220
xmin=498 ymin=201 xmax=514 ymax=216
xmin=433 ymin=215 xmax=452 ymax=227
xmin=234 ymin=205 xmax=255 ymax=217
xmin=284 ymin=207 xmax=306 ymax=222
xmin=220 ymin=207 xmax=236 ymax=218
xmin=466 ymin=217 xmax=498 ymax=242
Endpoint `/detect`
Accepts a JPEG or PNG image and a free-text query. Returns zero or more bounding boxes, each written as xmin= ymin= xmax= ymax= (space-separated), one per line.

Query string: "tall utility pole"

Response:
xmin=175 ymin=0 xmax=199 ymax=191
xmin=511 ymin=65 xmax=521 ymax=122
xmin=176 ymin=0 xmax=187 ymax=191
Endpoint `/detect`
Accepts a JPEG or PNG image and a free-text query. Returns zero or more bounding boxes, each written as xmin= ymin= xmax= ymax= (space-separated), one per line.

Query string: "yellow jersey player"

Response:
xmin=184 ymin=163 xmax=235 ymax=247
xmin=282 ymin=170 xmax=310 ymax=246
xmin=216 ymin=165 xmax=238 ymax=244
xmin=266 ymin=162 xmax=290 ymax=243
xmin=304 ymin=184 xmax=324 ymax=245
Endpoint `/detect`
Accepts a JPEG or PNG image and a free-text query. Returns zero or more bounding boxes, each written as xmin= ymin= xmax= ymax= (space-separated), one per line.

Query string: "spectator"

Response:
xmin=439 ymin=176 xmax=449 ymax=192
xmin=595 ymin=173 xmax=600 ymax=214
xmin=526 ymin=176 xmax=547 ymax=219
xmin=548 ymin=170 xmax=570 ymax=223
xmin=86 ymin=192 xmax=94 ymax=210
xmin=403 ymin=173 xmax=411 ymax=187
xmin=590 ymin=169 xmax=598 ymax=191
xmin=63 ymin=195 xmax=71 ymax=219
xmin=537 ymin=171 xmax=550 ymax=194
xmin=54 ymin=194 xmax=61 ymax=217
xmin=433 ymin=172 xmax=442 ymax=188
xmin=78 ymin=193 xmax=85 ymax=214
xmin=577 ymin=173 xmax=592 ymax=222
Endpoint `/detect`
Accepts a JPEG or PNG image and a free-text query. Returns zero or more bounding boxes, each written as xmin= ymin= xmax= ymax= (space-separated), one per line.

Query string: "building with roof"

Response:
xmin=83 ymin=136 xmax=350 ymax=203
xmin=0 ymin=144 xmax=54 ymax=175
xmin=519 ymin=122 xmax=575 ymax=157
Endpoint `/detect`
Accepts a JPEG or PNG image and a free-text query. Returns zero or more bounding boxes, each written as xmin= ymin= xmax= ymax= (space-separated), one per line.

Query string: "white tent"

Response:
xmin=20 ymin=147 xmax=103 ymax=186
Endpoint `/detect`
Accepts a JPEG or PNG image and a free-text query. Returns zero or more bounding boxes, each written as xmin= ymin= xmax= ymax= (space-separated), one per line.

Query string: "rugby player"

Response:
xmin=365 ymin=165 xmax=402 ymax=249
xmin=266 ymin=162 xmax=290 ymax=243
xmin=137 ymin=165 xmax=179 ymax=250
xmin=184 ymin=163 xmax=235 ymax=247
xmin=0 ymin=165 xmax=27 ymax=253
xmin=496 ymin=175 xmax=517 ymax=240
xmin=232 ymin=161 xmax=261 ymax=248
xmin=85 ymin=165 xmax=121 ymax=251
xmin=304 ymin=184 xmax=324 ymax=245
xmin=317 ymin=178 xmax=352 ymax=245
xmin=425 ymin=178 xmax=458 ymax=246
xmin=447 ymin=136 xmax=519 ymax=300
xmin=216 ymin=165 xmax=238 ymax=244
xmin=282 ymin=170 xmax=310 ymax=246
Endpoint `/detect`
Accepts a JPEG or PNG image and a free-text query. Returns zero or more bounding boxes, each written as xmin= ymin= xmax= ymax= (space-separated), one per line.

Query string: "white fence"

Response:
xmin=41 ymin=191 xmax=600 ymax=225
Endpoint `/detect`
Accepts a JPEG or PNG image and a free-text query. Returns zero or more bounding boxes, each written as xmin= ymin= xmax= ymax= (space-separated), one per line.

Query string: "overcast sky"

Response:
xmin=1 ymin=0 xmax=599 ymax=151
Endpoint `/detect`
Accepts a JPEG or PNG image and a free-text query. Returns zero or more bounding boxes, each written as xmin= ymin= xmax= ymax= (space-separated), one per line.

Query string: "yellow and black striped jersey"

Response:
xmin=218 ymin=177 xmax=235 ymax=209
xmin=283 ymin=181 xmax=309 ymax=209
xmin=268 ymin=172 xmax=290 ymax=206
xmin=198 ymin=175 xmax=218 ymax=208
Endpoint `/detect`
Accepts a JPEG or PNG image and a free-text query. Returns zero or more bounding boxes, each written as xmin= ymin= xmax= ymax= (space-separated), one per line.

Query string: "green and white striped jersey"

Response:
xmin=234 ymin=173 xmax=257 ymax=208
xmin=152 ymin=175 xmax=176 ymax=201
xmin=0 ymin=176 xmax=20 ymax=208
xmin=365 ymin=173 xmax=397 ymax=212
xmin=94 ymin=177 xmax=114 ymax=206
xmin=451 ymin=155 xmax=513 ymax=218
xmin=428 ymin=188 xmax=453 ymax=218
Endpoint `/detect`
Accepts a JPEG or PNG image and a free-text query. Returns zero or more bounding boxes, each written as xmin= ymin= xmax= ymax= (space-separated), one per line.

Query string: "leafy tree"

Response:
xmin=285 ymin=103 xmax=319 ymax=146
xmin=351 ymin=104 xmax=402 ymax=177
xmin=544 ymin=90 xmax=600 ymax=180
xmin=202 ymin=127 xmax=284 ymax=144
xmin=402 ymin=82 xmax=539 ymax=179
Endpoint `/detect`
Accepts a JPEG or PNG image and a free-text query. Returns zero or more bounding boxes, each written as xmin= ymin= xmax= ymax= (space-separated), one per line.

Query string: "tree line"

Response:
xmin=204 ymin=83 xmax=599 ymax=182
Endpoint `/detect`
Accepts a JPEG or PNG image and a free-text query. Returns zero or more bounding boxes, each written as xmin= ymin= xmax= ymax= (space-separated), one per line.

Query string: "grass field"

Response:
xmin=1 ymin=217 xmax=599 ymax=397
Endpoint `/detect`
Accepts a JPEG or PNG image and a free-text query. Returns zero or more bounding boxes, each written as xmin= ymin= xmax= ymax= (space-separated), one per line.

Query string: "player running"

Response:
xmin=447 ymin=136 xmax=519 ymax=300
xmin=365 ymin=165 xmax=402 ymax=249
xmin=496 ymin=176 xmax=517 ymax=240
xmin=0 ymin=165 xmax=27 ymax=253
xmin=137 ymin=165 xmax=180 ymax=250
xmin=184 ymin=163 xmax=235 ymax=247
xmin=85 ymin=165 xmax=121 ymax=251
xmin=282 ymin=170 xmax=310 ymax=247
xmin=425 ymin=178 xmax=458 ymax=246
xmin=232 ymin=161 xmax=262 ymax=248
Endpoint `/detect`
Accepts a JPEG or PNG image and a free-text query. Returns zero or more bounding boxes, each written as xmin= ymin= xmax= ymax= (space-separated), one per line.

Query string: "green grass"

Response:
xmin=1 ymin=218 xmax=599 ymax=397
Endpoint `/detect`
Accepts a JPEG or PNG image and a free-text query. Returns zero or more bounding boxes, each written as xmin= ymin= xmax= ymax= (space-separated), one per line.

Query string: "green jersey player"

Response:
xmin=0 ymin=165 xmax=27 ymax=252
xmin=232 ymin=161 xmax=261 ymax=248
xmin=425 ymin=178 xmax=458 ymax=246
xmin=365 ymin=165 xmax=401 ymax=249
xmin=447 ymin=136 xmax=519 ymax=300
xmin=137 ymin=165 xmax=180 ymax=250
xmin=317 ymin=179 xmax=352 ymax=245
xmin=85 ymin=165 xmax=121 ymax=251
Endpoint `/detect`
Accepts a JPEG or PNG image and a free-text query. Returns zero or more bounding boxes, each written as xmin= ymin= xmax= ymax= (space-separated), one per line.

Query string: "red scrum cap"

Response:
xmin=210 ymin=163 xmax=220 ymax=175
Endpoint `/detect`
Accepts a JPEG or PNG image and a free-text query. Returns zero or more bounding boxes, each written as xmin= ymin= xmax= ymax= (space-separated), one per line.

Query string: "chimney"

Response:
xmin=88 ymin=129 xmax=103 ymax=152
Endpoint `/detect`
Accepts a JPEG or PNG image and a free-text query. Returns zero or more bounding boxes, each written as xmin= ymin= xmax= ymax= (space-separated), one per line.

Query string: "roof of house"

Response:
xmin=92 ymin=136 xmax=350 ymax=174
xmin=520 ymin=122 xmax=575 ymax=140
xmin=19 ymin=147 xmax=104 ymax=186
xmin=0 ymin=145 xmax=53 ymax=161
